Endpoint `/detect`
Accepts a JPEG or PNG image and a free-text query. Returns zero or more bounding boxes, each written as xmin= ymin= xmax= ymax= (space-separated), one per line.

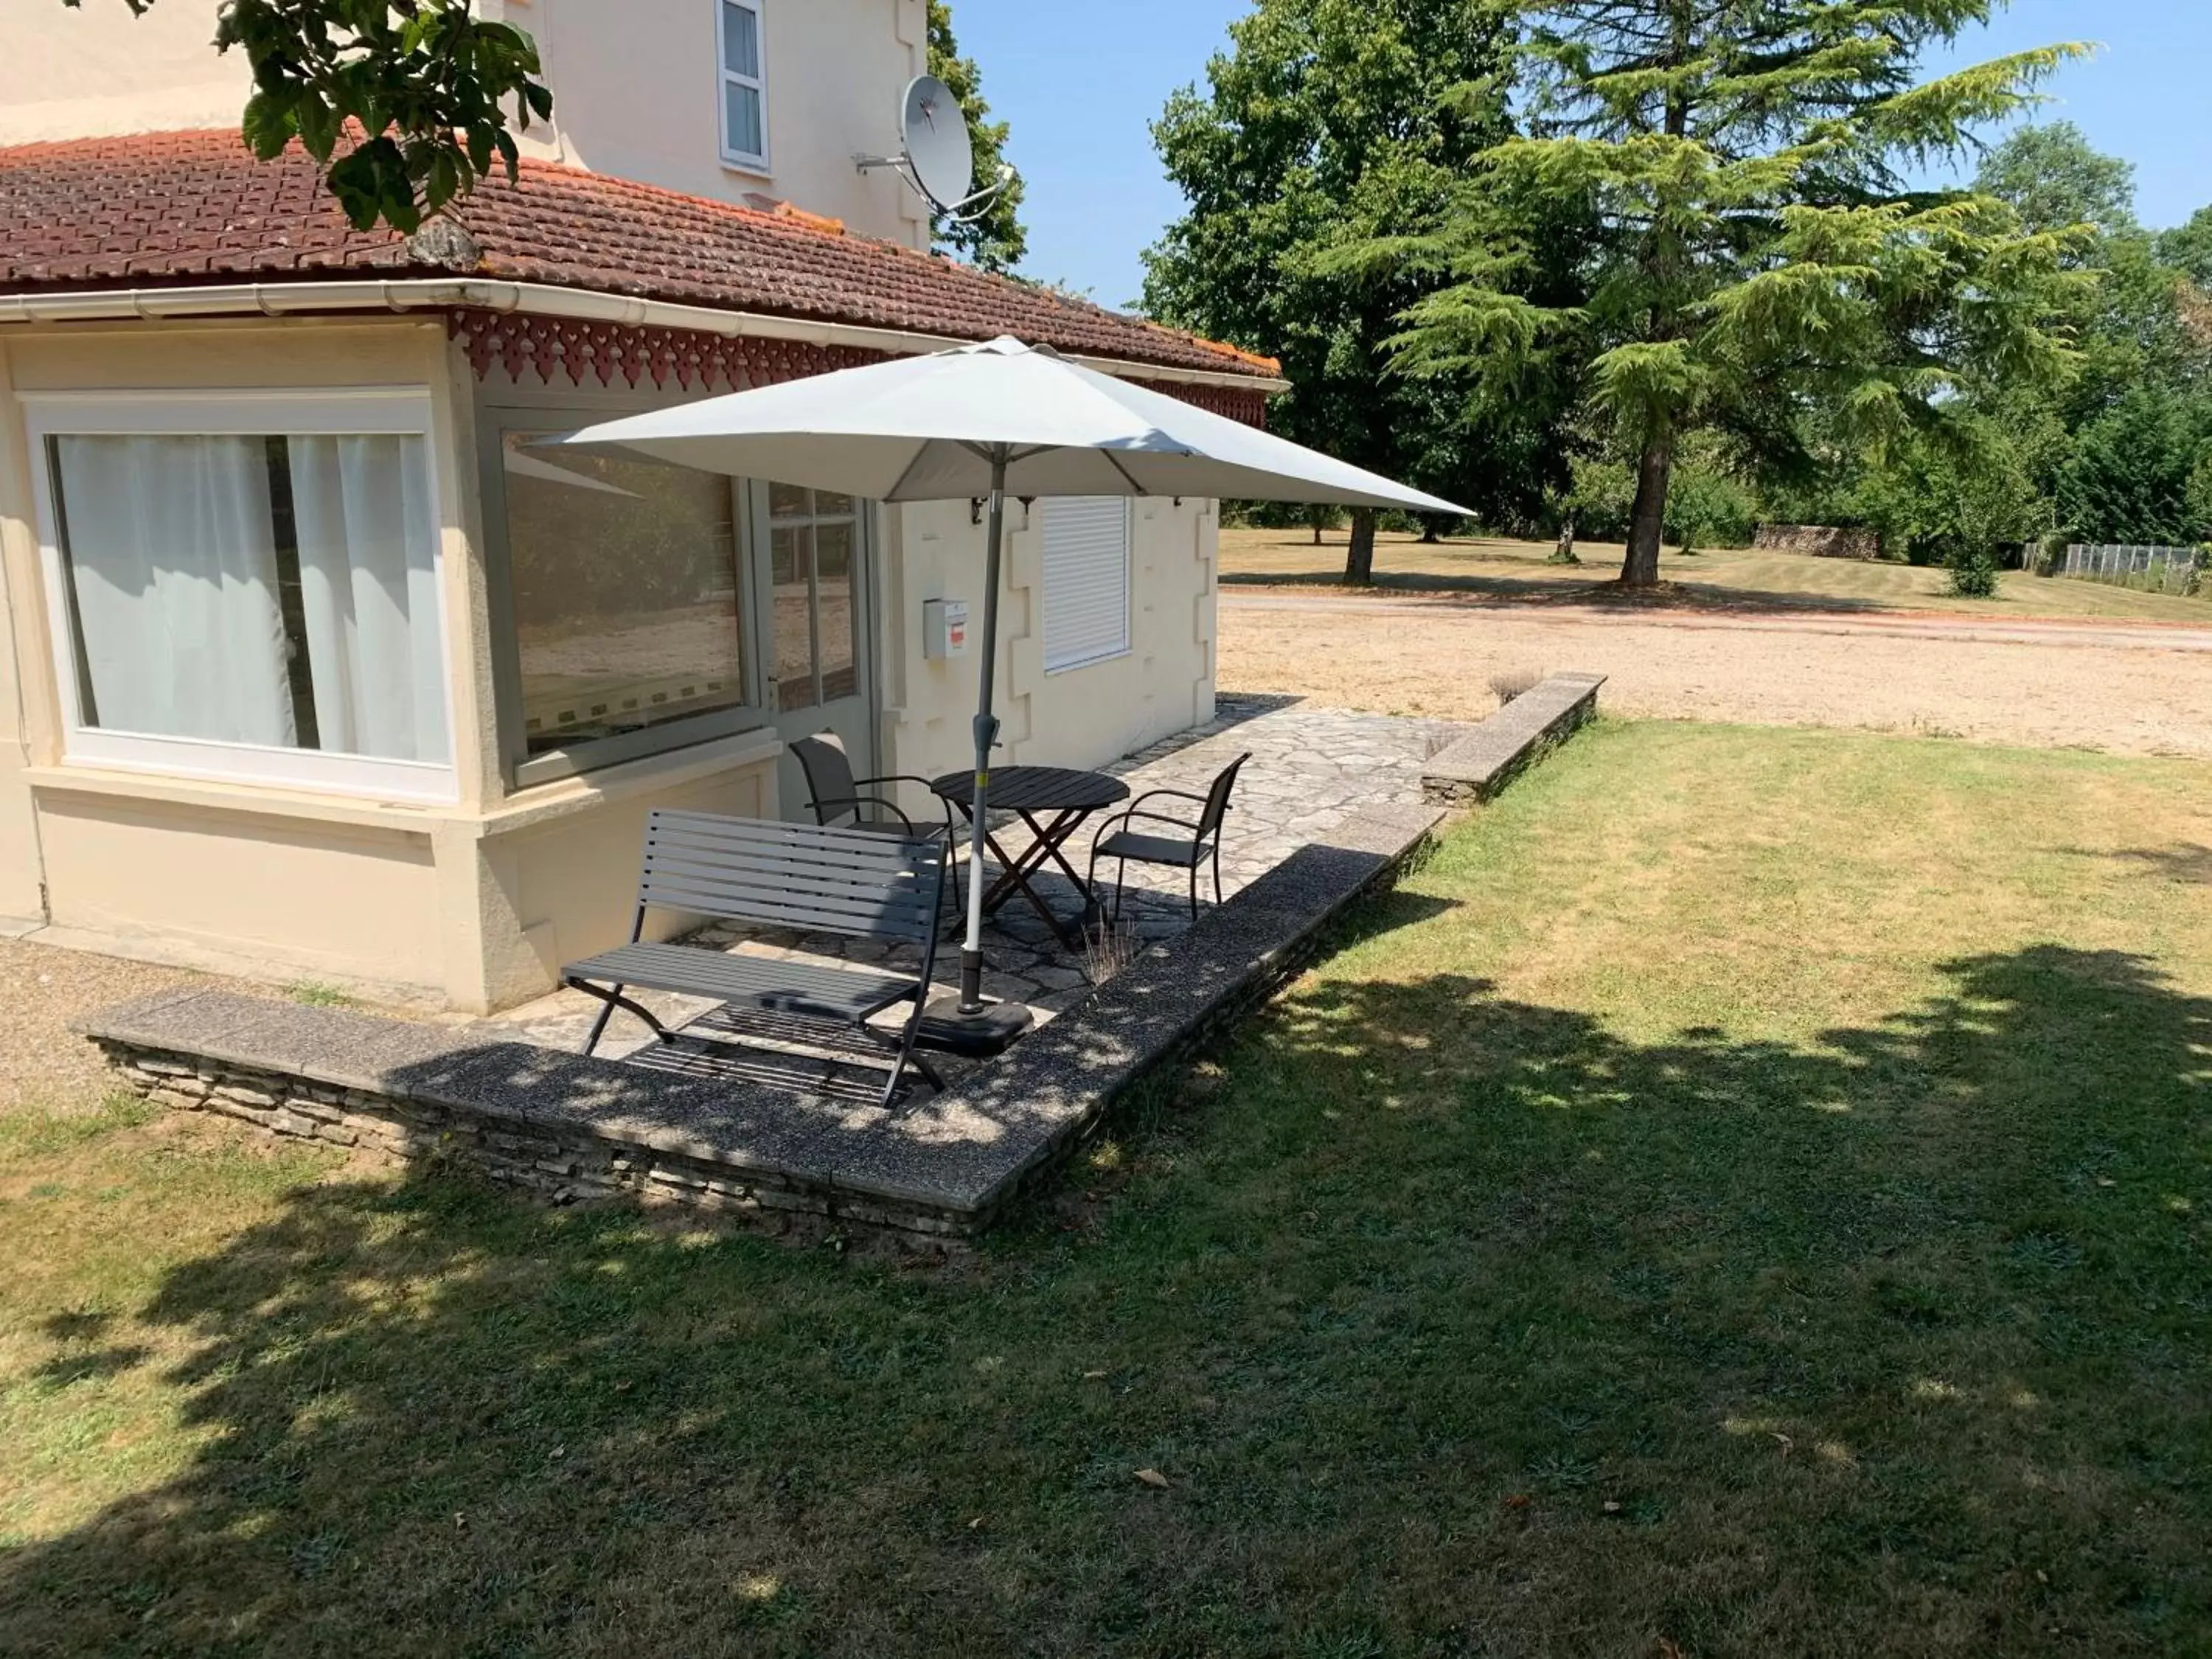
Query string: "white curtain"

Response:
xmin=287 ymin=435 xmax=450 ymax=763
xmin=54 ymin=435 xmax=296 ymax=746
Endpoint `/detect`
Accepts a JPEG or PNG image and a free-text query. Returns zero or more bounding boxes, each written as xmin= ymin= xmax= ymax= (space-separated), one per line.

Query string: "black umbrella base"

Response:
xmin=917 ymin=995 xmax=1034 ymax=1057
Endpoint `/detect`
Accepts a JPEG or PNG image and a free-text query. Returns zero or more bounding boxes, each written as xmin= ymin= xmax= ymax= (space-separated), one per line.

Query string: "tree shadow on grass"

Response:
xmin=2096 ymin=844 xmax=2212 ymax=886
xmin=1 ymin=947 xmax=2206 ymax=1656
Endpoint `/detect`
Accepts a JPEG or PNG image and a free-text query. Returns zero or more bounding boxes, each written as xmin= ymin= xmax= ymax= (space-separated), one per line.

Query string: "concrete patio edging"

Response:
xmin=1421 ymin=671 xmax=1605 ymax=804
xmin=80 ymin=799 xmax=1444 ymax=1243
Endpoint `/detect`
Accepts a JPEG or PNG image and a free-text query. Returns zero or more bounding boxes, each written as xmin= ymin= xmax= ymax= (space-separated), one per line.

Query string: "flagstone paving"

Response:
xmin=470 ymin=695 xmax=1468 ymax=1091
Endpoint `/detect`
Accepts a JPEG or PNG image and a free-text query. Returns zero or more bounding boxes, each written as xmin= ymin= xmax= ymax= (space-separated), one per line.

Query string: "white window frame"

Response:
xmin=23 ymin=387 xmax=460 ymax=804
xmin=1040 ymin=496 xmax=1133 ymax=674
xmin=715 ymin=0 xmax=771 ymax=175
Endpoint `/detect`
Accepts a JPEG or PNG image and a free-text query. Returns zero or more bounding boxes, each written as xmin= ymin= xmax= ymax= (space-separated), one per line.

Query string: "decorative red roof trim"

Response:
xmin=442 ymin=307 xmax=1268 ymax=425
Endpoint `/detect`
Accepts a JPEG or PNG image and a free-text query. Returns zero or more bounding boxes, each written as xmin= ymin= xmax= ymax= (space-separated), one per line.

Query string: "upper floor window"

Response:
xmin=717 ymin=0 xmax=769 ymax=172
xmin=27 ymin=391 xmax=456 ymax=803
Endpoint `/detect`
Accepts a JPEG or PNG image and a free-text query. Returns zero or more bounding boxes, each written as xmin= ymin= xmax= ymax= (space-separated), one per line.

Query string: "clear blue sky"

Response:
xmin=950 ymin=0 xmax=2212 ymax=310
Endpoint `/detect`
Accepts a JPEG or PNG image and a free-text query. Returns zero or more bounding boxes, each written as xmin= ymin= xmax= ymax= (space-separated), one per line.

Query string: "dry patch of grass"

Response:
xmin=1 ymin=723 xmax=2208 ymax=1655
xmin=1223 ymin=527 xmax=2212 ymax=625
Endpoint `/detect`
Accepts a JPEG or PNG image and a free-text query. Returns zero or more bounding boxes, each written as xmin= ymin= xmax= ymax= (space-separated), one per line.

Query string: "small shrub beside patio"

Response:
xmin=3 ymin=720 xmax=2208 ymax=1655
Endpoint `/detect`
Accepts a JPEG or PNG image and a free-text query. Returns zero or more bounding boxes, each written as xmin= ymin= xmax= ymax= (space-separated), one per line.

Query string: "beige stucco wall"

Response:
xmin=490 ymin=0 xmax=929 ymax=241
xmin=874 ymin=496 xmax=1219 ymax=818
xmin=35 ymin=787 xmax=442 ymax=992
xmin=0 ymin=338 xmax=52 ymax=928
xmin=0 ymin=0 xmax=248 ymax=145
xmin=0 ymin=319 xmax=785 ymax=1011
xmin=2 ymin=0 xmax=928 ymax=243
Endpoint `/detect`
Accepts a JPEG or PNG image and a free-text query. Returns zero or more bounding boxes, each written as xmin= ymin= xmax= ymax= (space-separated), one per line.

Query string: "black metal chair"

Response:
xmin=790 ymin=731 xmax=961 ymax=911
xmin=1086 ymin=751 xmax=1251 ymax=922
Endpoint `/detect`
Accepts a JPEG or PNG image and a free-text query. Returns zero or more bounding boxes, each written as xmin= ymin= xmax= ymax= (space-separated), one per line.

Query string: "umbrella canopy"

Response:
xmin=557 ymin=335 xmax=1465 ymax=1035
xmin=551 ymin=335 xmax=1467 ymax=514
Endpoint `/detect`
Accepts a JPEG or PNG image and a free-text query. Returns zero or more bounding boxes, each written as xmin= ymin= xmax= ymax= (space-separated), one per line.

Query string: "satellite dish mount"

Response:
xmin=855 ymin=74 xmax=1012 ymax=223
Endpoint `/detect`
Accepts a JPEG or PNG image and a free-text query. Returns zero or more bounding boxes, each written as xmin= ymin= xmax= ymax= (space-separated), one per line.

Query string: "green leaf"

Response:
xmin=118 ymin=0 xmax=555 ymax=237
xmin=238 ymin=89 xmax=295 ymax=161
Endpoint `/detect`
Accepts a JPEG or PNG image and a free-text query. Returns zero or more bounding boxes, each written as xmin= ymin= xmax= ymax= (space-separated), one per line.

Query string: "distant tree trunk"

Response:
xmin=1312 ymin=520 xmax=1324 ymax=544
xmin=1554 ymin=518 xmax=1578 ymax=563
xmin=1419 ymin=515 xmax=1441 ymax=544
xmin=1344 ymin=507 xmax=1378 ymax=584
xmin=1621 ymin=428 xmax=1673 ymax=587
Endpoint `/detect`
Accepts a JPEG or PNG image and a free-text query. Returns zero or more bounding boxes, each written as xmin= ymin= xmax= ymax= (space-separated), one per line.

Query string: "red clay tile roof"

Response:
xmin=0 ymin=129 xmax=1280 ymax=381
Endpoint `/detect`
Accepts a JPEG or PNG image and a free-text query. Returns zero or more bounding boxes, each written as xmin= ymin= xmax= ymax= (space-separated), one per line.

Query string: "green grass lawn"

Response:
xmin=3 ymin=722 xmax=2208 ymax=1656
xmin=1221 ymin=527 xmax=2212 ymax=625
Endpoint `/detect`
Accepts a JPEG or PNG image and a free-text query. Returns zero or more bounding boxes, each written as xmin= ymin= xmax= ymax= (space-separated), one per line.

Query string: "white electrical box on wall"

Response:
xmin=922 ymin=597 xmax=970 ymax=659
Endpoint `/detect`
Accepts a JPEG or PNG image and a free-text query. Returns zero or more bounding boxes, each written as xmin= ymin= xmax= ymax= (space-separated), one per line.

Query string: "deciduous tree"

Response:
xmin=1972 ymin=119 xmax=2137 ymax=240
xmin=2157 ymin=206 xmax=2212 ymax=291
xmin=1144 ymin=0 xmax=1566 ymax=583
xmin=925 ymin=0 xmax=1027 ymax=273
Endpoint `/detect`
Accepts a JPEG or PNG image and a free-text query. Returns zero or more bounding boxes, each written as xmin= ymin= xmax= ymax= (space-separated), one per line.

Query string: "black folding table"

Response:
xmin=930 ymin=765 xmax=1130 ymax=950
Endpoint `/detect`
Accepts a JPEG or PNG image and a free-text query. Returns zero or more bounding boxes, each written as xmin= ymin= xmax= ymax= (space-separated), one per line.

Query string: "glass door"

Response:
xmin=754 ymin=482 xmax=880 ymax=820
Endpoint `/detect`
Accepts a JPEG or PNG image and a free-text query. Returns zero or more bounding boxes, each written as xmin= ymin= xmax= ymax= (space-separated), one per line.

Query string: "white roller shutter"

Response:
xmin=1040 ymin=496 xmax=1130 ymax=672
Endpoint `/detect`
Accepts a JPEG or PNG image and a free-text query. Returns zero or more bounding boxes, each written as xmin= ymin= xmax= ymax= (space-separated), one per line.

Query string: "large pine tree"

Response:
xmin=1378 ymin=1 xmax=2092 ymax=585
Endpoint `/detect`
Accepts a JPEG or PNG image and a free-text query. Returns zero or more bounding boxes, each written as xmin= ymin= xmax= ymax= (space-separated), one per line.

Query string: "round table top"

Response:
xmin=930 ymin=765 xmax=1130 ymax=813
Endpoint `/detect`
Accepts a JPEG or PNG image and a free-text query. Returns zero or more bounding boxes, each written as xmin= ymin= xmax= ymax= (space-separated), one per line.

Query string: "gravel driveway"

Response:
xmin=1221 ymin=594 xmax=2212 ymax=759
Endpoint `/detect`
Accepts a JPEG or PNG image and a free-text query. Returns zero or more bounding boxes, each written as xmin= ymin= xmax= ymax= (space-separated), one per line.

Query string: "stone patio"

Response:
xmin=470 ymin=693 xmax=1467 ymax=1092
xmin=81 ymin=675 xmax=1607 ymax=1239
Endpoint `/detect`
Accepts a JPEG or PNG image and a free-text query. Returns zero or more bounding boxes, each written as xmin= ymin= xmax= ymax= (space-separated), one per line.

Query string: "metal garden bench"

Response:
xmin=564 ymin=810 xmax=948 ymax=1107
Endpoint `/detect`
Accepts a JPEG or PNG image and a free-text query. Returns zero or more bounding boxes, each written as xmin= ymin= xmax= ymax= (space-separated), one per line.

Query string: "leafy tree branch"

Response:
xmin=65 ymin=0 xmax=552 ymax=234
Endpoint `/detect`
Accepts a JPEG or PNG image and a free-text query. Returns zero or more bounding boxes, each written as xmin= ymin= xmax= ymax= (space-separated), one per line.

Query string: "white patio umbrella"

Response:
xmin=556 ymin=335 xmax=1466 ymax=1033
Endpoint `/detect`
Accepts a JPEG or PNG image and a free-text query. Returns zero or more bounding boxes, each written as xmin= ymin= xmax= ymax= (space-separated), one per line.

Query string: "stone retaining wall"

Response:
xmin=98 ymin=1040 xmax=967 ymax=1242
xmin=1422 ymin=672 xmax=1604 ymax=806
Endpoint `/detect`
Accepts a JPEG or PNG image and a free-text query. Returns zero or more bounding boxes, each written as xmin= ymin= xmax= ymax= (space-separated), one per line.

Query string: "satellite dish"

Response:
xmin=855 ymin=74 xmax=1012 ymax=223
xmin=900 ymin=75 xmax=975 ymax=212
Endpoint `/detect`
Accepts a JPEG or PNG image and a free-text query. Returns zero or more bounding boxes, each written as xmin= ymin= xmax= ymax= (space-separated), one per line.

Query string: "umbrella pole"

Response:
xmin=957 ymin=453 xmax=1008 ymax=1014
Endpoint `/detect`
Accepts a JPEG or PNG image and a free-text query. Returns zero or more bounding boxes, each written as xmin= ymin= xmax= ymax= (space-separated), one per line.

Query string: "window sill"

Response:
xmin=482 ymin=725 xmax=785 ymax=838
xmin=1045 ymin=648 xmax=1133 ymax=677
xmin=720 ymin=156 xmax=773 ymax=181
xmin=23 ymin=763 xmax=456 ymax=835
xmin=21 ymin=726 xmax=786 ymax=841
xmin=513 ymin=705 xmax=772 ymax=790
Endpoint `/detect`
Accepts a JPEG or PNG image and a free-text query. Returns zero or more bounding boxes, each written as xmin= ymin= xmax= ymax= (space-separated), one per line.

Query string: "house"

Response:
xmin=0 ymin=0 xmax=1282 ymax=1013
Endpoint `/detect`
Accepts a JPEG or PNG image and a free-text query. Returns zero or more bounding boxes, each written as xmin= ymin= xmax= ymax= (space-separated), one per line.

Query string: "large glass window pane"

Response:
xmin=719 ymin=0 xmax=764 ymax=159
xmin=49 ymin=431 xmax=448 ymax=762
xmin=815 ymin=518 xmax=858 ymax=703
xmin=722 ymin=82 xmax=763 ymax=159
xmin=501 ymin=434 xmax=746 ymax=757
xmin=766 ymin=485 xmax=864 ymax=712
xmin=720 ymin=0 xmax=759 ymax=76
xmin=769 ymin=522 xmax=815 ymax=713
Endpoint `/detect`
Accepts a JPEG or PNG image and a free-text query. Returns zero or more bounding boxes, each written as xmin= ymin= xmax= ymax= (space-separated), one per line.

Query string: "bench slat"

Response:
xmin=640 ymin=879 xmax=936 ymax=938
xmin=650 ymin=810 xmax=931 ymax=859
xmin=644 ymin=824 xmax=932 ymax=878
xmin=639 ymin=843 xmax=939 ymax=902
xmin=635 ymin=810 xmax=944 ymax=941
